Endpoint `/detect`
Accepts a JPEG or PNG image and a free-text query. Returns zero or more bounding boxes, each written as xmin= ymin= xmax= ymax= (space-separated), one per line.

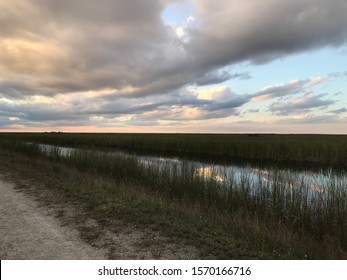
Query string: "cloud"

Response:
xmin=195 ymin=70 xmax=251 ymax=86
xmin=329 ymin=108 xmax=347 ymax=114
xmin=188 ymin=0 xmax=347 ymax=68
xmin=0 ymin=0 xmax=175 ymax=96
xmin=88 ymin=87 xmax=247 ymax=121
xmin=0 ymin=84 xmax=250 ymax=129
xmin=0 ymin=0 xmax=346 ymax=131
xmin=0 ymin=81 xmax=42 ymax=99
xmin=277 ymin=114 xmax=342 ymax=125
xmin=0 ymin=74 xmax=336 ymax=129
xmin=251 ymin=77 xmax=326 ymax=101
xmin=0 ymin=0 xmax=346 ymax=101
xmin=328 ymin=71 xmax=347 ymax=78
xmin=270 ymin=92 xmax=334 ymax=115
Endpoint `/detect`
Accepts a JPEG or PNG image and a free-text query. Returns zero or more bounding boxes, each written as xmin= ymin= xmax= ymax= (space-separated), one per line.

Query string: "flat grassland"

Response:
xmin=1 ymin=133 xmax=347 ymax=259
xmin=2 ymin=133 xmax=347 ymax=166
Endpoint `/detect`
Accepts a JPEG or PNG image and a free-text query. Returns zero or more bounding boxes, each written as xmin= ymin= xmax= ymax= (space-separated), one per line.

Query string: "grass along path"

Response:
xmin=0 ymin=153 xmax=200 ymax=259
xmin=0 ymin=145 xmax=346 ymax=259
xmin=0 ymin=175 xmax=108 ymax=260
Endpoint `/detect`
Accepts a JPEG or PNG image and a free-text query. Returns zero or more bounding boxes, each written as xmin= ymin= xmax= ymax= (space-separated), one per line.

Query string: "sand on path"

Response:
xmin=0 ymin=176 xmax=106 ymax=260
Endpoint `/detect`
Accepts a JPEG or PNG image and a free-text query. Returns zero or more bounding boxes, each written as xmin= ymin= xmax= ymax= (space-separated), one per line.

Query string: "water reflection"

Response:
xmin=36 ymin=143 xmax=346 ymax=195
xmin=39 ymin=144 xmax=74 ymax=156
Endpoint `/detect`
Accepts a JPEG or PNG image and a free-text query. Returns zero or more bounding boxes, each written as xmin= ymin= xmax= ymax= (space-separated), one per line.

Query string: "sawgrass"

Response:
xmin=1 ymin=138 xmax=346 ymax=258
xmin=1 ymin=132 xmax=347 ymax=167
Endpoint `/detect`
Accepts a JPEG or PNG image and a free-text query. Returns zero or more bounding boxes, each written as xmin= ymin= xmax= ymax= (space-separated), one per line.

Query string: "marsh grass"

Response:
xmin=2 ymin=132 xmax=347 ymax=167
xmin=1 ymin=139 xmax=347 ymax=258
xmin=77 ymin=152 xmax=347 ymax=254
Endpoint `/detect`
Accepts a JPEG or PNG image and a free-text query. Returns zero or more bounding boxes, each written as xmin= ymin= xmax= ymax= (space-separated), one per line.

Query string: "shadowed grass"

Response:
xmin=1 ymin=139 xmax=347 ymax=258
xmin=1 ymin=132 xmax=347 ymax=168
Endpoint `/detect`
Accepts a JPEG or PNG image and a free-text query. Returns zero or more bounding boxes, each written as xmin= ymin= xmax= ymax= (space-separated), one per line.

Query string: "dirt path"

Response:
xmin=0 ymin=174 xmax=199 ymax=260
xmin=0 ymin=177 xmax=106 ymax=260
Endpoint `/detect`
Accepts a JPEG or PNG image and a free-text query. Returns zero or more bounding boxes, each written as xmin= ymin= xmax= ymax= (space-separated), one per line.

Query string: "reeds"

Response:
xmin=2 ymin=138 xmax=347 ymax=256
xmin=2 ymin=133 xmax=347 ymax=167
xmin=6 ymin=140 xmax=346 ymax=251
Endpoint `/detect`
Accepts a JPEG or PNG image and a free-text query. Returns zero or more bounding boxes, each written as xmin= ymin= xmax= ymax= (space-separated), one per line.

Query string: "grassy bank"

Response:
xmin=1 ymin=132 xmax=347 ymax=168
xmin=0 ymin=139 xmax=346 ymax=259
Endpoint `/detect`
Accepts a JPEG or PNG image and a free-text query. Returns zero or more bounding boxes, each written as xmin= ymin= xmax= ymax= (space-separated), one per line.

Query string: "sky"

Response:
xmin=0 ymin=0 xmax=346 ymax=134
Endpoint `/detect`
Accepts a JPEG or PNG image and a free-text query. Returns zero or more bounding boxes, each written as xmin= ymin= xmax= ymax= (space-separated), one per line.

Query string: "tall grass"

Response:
xmin=4 ymin=139 xmax=346 ymax=252
xmin=0 ymin=139 xmax=41 ymax=157
xmin=1 ymin=132 xmax=347 ymax=167
xmin=58 ymin=149 xmax=347 ymax=251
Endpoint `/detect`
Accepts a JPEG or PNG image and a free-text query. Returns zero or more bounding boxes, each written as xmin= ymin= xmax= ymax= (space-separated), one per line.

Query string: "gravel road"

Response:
xmin=0 ymin=174 xmax=199 ymax=260
xmin=0 ymin=177 xmax=106 ymax=260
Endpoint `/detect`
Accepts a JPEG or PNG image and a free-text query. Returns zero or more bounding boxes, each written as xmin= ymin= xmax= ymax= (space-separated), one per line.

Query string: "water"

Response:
xmin=39 ymin=144 xmax=75 ymax=156
xmin=36 ymin=143 xmax=346 ymax=195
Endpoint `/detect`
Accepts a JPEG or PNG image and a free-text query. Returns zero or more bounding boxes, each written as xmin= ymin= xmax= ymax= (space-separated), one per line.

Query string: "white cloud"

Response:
xmin=0 ymin=0 xmax=346 ymax=132
xmin=193 ymin=86 xmax=233 ymax=101
xmin=8 ymin=116 xmax=19 ymax=121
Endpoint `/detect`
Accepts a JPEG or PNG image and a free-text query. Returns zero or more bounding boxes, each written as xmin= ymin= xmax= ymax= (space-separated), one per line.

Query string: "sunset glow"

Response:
xmin=0 ymin=0 xmax=346 ymax=133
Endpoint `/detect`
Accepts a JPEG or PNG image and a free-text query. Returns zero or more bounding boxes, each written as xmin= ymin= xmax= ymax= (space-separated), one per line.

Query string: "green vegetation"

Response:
xmin=0 ymin=135 xmax=346 ymax=259
xmin=1 ymin=132 xmax=347 ymax=167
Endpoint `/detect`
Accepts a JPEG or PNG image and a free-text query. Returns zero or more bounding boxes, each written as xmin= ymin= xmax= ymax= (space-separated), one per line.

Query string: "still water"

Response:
xmin=37 ymin=143 xmax=347 ymax=194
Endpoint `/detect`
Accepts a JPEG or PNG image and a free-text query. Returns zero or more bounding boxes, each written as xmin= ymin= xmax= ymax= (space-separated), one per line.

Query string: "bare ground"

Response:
xmin=0 ymin=174 xmax=199 ymax=260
